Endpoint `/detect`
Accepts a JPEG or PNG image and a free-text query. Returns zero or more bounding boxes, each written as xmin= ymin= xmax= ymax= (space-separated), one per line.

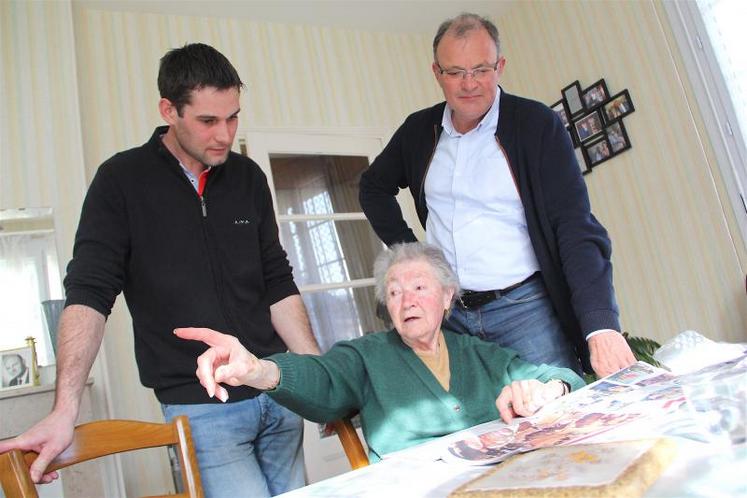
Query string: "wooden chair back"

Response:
xmin=330 ymin=417 xmax=369 ymax=470
xmin=0 ymin=416 xmax=202 ymax=498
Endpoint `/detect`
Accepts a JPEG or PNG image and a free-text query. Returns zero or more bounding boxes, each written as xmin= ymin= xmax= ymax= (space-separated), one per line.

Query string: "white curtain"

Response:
xmin=0 ymin=232 xmax=61 ymax=365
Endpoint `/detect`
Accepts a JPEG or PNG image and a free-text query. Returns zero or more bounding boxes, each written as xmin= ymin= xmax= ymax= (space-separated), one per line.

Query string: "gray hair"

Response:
xmin=373 ymin=242 xmax=461 ymax=306
xmin=432 ymin=12 xmax=500 ymax=63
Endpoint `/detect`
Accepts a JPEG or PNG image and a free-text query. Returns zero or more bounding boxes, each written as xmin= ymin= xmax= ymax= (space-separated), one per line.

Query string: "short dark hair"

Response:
xmin=158 ymin=43 xmax=244 ymax=116
xmin=432 ymin=13 xmax=500 ymax=63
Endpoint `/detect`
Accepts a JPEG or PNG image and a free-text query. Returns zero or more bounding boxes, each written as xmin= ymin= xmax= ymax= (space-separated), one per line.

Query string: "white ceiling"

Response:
xmin=74 ymin=0 xmax=519 ymax=34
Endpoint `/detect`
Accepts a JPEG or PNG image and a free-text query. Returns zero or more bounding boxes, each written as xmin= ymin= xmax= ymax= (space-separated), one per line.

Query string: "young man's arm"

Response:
xmin=271 ymin=294 xmax=320 ymax=355
xmin=0 ymin=305 xmax=105 ymax=483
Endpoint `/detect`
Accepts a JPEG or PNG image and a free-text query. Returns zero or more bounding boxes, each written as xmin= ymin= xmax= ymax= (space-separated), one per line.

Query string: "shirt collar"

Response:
xmin=441 ymin=86 xmax=501 ymax=137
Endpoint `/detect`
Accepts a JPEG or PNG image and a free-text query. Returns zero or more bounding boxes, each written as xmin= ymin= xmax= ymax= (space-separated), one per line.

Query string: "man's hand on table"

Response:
xmin=588 ymin=330 xmax=636 ymax=378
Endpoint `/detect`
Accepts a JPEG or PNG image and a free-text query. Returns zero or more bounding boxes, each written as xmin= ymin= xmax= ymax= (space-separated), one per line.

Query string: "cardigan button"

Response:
xmin=453 ymin=405 xmax=461 ymax=411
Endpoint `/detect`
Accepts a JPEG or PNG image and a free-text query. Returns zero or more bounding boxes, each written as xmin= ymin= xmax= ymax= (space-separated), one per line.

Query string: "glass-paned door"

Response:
xmin=271 ymin=154 xmax=385 ymax=351
xmin=242 ymin=133 xmax=391 ymax=352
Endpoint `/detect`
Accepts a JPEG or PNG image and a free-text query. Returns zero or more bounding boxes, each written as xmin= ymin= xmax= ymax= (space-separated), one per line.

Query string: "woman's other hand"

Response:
xmin=495 ymin=379 xmax=566 ymax=423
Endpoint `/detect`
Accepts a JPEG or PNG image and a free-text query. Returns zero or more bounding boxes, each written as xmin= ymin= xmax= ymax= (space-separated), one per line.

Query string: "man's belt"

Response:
xmin=458 ymin=272 xmax=540 ymax=310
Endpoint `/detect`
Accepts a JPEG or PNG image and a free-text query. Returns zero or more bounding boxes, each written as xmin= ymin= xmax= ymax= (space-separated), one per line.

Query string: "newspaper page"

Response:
xmin=442 ymin=354 xmax=747 ymax=465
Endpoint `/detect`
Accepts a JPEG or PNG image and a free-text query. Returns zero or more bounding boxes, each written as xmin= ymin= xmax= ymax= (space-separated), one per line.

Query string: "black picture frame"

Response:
xmin=573 ymin=109 xmax=604 ymax=143
xmin=602 ymin=89 xmax=635 ymax=123
xmin=561 ymin=81 xmax=585 ymax=118
xmin=551 ymin=99 xmax=570 ymax=128
xmin=566 ymin=126 xmax=580 ymax=148
xmin=575 ymin=146 xmax=591 ymax=176
xmin=581 ymin=79 xmax=609 ymax=111
xmin=605 ymin=120 xmax=631 ymax=155
xmin=584 ymin=136 xmax=613 ymax=167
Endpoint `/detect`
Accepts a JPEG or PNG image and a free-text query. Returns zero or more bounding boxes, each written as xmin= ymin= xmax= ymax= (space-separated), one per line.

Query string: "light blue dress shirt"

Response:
xmin=424 ymin=87 xmax=539 ymax=292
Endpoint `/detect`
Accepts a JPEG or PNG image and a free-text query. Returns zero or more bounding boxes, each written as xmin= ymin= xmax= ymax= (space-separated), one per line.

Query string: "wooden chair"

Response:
xmin=330 ymin=417 xmax=369 ymax=470
xmin=0 ymin=416 xmax=202 ymax=498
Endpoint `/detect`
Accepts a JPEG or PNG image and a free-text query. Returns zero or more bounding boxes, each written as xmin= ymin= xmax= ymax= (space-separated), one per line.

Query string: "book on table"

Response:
xmin=448 ymin=438 xmax=676 ymax=498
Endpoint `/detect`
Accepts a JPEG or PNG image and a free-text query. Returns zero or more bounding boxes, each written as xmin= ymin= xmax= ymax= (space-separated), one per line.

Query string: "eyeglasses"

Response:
xmin=436 ymin=61 xmax=499 ymax=81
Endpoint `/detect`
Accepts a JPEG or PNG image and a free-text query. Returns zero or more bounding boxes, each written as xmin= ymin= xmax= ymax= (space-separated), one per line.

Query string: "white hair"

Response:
xmin=373 ymin=242 xmax=460 ymax=306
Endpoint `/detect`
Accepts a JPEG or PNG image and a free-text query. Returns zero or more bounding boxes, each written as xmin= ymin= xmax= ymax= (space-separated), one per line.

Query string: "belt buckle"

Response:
xmin=459 ymin=290 xmax=496 ymax=310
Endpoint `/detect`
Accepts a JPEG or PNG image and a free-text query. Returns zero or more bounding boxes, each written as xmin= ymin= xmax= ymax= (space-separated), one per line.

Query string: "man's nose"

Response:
xmin=461 ymin=75 xmax=479 ymax=90
xmin=214 ymin=121 xmax=231 ymax=143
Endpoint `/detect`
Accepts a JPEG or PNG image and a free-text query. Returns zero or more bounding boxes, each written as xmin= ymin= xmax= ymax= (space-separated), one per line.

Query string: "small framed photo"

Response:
xmin=602 ymin=89 xmax=635 ymax=123
xmin=575 ymin=146 xmax=591 ymax=176
xmin=573 ymin=110 xmax=604 ymax=143
xmin=581 ymin=79 xmax=609 ymax=111
xmin=606 ymin=120 xmax=631 ymax=154
xmin=551 ymin=99 xmax=570 ymax=128
xmin=561 ymin=81 xmax=585 ymax=118
xmin=1 ymin=345 xmax=38 ymax=390
xmin=566 ymin=126 xmax=579 ymax=148
xmin=584 ymin=136 xmax=613 ymax=167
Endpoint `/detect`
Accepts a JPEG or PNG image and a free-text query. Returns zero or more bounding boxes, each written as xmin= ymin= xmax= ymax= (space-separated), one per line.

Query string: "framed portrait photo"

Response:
xmin=602 ymin=89 xmax=635 ymax=123
xmin=1 ymin=345 xmax=37 ymax=390
xmin=561 ymin=81 xmax=585 ymax=118
xmin=573 ymin=110 xmax=604 ymax=143
xmin=581 ymin=79 xmax=609 ymax=111
xmin=606 ymin=120 xmax=631 ymax=154
xmin=575 ymin=146 xmax=591 ymax=176
xmin=551 ymin=99 xmax=570 ymax=128
xmin=583 ymin=136 xmax=613 ymax=168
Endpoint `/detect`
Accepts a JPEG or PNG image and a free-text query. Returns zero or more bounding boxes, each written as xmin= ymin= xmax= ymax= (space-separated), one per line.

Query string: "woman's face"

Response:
xmin=385 ymin=259 xmax=453 ymax=351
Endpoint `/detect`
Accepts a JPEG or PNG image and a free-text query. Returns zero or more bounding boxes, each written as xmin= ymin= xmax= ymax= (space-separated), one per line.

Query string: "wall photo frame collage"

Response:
xmin=553 ymin=79 xmax=635 ymax=175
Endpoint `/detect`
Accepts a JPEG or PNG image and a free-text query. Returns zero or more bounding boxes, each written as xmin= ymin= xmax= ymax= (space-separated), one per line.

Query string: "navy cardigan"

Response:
xmin=359 ymin=90 xmax=620 ymax=372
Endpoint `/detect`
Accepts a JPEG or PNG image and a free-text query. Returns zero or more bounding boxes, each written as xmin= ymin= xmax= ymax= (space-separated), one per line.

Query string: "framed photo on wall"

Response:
xmin=581 ymin=79 xmax=609 ymax=110
xmin=1 ymin=345 xmax=37 ymax=390
xmin=606 ymin=120 xmax=631 ymax=154
xmin=603 ymin=89 xmax=635 ymax=123
xmin=551 ymin=99 xmax=570 ymax=128
xmin=583 ymin=136 xmax=613 ymax=167
xmin=575 ymin=146 xmax=591 ymax=176
xmin=561 ymin=81 xmax=585 ymax=118
xmin=573 ymin=110 xmax=604 ymax=143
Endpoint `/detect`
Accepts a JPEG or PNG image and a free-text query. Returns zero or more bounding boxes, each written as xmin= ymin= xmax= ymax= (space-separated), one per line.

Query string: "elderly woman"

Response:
xmin=176 ymin=242 xmax=584 ymax=461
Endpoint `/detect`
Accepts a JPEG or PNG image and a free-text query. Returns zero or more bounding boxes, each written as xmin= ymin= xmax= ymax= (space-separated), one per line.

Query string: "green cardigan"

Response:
xmin=268 ymin=329 xmax=585 ymax=461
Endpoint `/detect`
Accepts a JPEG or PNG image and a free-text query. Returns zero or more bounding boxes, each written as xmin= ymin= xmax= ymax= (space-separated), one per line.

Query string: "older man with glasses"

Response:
xmin=359 ymin=12 xmax=635 ymax=379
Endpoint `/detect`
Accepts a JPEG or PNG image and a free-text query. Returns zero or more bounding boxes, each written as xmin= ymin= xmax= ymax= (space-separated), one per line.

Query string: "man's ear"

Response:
xmin=495 ymin=56 xmax=507 ymax=79
xmin=158 ymin=98 xmax=177 ymax=124
xmin=432 ymin=62 xmax=442 ymax=80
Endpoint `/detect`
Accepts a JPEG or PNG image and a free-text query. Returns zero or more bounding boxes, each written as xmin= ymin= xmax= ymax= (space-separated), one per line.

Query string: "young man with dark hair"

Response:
xmin=0 ymin=43 xmax=320 ymax=498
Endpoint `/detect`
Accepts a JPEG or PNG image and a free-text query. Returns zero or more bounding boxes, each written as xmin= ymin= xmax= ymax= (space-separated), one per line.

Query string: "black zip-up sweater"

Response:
xmin=65 ymin=126 xmax=298 ymax=403
xmin=359 ymin=90 xmax=620 ymax=372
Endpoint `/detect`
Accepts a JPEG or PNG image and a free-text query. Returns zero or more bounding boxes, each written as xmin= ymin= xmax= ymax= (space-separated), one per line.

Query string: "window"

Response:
xmin=664 ymin=0 xmax=747 ymax=246
xmin=697 ymin=1 xmax=747 ymax=150
xmin=0 ymin=208 xmax=63 ymax=365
